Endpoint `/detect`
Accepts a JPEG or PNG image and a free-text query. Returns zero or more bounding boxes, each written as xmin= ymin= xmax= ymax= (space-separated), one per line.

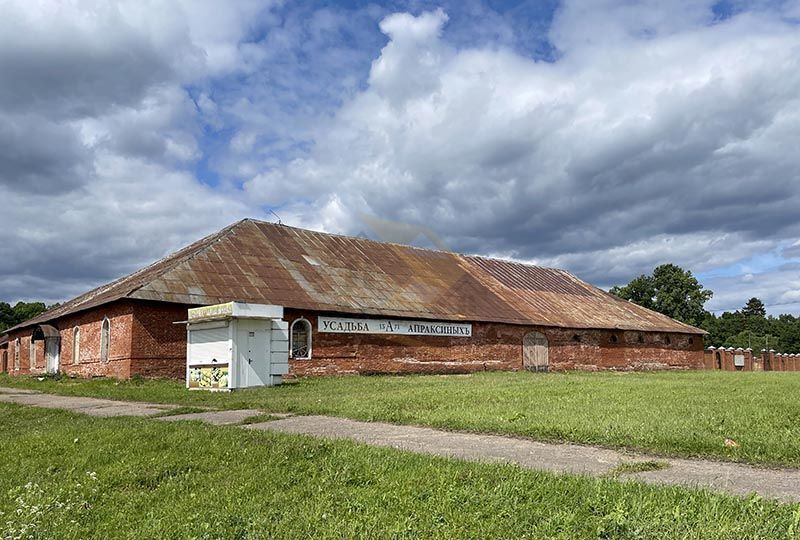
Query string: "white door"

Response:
xmin=45 ymin=337 xmax=60 ymax=374
xmin=235 ymin=321 xmax=269 ymax=388
xmin=523 ymin=332 xmax=548 ymax=372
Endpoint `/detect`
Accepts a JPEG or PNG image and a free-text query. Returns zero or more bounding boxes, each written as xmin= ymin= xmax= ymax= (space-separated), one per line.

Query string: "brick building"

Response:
xmin=0 ymin=219 xmax=704 ymax=379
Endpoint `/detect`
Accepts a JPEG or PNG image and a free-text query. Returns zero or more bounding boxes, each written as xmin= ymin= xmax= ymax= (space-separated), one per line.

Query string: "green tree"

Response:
xmin=742 ymin=297 xmax=767 ymax=318
xmin=0 ymin=301 xmax=50 ymax=332
xmin=701 ymin=308 xmax=800 ymax=352
xmin=609 ymin=275 xmax=655 ymax=310
xmin=610 ymin=264 xmax=713 ymax=327
xmin=12 ymin=302 xmax=47 ymax=324
xmin=0 ymin=302 xmax=14 ymax=332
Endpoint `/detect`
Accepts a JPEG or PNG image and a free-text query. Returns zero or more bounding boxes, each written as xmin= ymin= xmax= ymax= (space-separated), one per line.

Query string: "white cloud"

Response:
xmin=705 ymin=266 xmax=800 ymax=316
xmin=0 ymin=0 xmax=272 ymax=302
xmin=2 ymin=0 xmax=799 ymax=318
xmin=244 ymin=4 xmax=800 ymax=301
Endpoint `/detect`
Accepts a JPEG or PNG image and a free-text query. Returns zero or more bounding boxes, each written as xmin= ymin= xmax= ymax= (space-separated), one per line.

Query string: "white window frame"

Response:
xmin=72 ymin=326 xmax=81 ymax=365
xmin=29 ymin=337 xmax=36 ymax=369
xmin=289 ymin=318 xmax=312 ymax=359
xmin=100 ymin=317 xmax=111 ymax=364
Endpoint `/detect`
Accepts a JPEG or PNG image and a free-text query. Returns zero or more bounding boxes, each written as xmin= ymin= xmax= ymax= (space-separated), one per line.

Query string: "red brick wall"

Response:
xmin=59 ymin=301 xmax=134 ymax=378
xmin=2 ymin=330 xmax=47 ymax=374
xmin=129 ymin=301 xmax=191 ymax=378
xmin=4 ymin=302 xmax=704 ymax=380
xmin=5 ymin=300 xmax=192 ymax=380
xmin=285 ymin=311 xmax=704 ymax=377
xmin=5 ymin=330 xmax=44 ymax=374
xmin=766 ymin=352 xmax=800 ymax=372
xmin=4 ymin=301 xmax=134 ymax=379
xmin=545 ymin=327 xmax=703 ymax=371
xmin=702 ymin=348 xmax=757 ymax=371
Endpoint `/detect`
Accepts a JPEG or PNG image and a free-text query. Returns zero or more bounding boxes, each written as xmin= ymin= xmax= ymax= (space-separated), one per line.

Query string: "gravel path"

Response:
xmin=2 ymin=385 xmax=799 ymax=503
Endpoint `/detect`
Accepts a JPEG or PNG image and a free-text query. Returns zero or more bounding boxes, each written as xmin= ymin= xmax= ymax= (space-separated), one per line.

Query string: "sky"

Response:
xmin=0 ymin=0 xmax=799 ymax=315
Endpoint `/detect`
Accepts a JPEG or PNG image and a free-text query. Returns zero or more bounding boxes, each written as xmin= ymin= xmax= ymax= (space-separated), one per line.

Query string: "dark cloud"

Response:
xmin=0 ymin=0 xmax=263 ymax=304
xmin=0 ymin=40 xmax=176 ymax=118
xmin=0 ymin=3 xmax=191 ymax=119
xmin=0 ymin=115 xmax=91 ymax=193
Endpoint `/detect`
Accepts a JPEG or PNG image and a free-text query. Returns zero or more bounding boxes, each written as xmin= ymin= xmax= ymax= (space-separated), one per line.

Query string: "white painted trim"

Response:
xmin=72 ymin=326 xmax=81 ymax=365
xmin=29 ymin=336 xmax=36 ymax=369
xmin=100 ymin=317 xmax=111 ymax=364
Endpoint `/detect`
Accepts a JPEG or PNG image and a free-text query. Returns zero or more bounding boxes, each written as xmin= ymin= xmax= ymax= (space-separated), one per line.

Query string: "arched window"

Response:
xmin=290 ymin=318 xmax=312 ymax=359
xmin=29 ymin=337 xmax=36 ymax=369
xmin=100 ymin=318 xmax=110 ymax=364
xmin=14 ymin=338 xmax=20 ymax=370
xmin=72 ymin=326 xmax=81 ymax=365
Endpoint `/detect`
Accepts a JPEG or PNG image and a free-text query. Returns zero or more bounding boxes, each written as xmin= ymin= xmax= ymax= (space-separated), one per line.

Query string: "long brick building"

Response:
xmin=0 ymin=219 xmax=704 ymax=379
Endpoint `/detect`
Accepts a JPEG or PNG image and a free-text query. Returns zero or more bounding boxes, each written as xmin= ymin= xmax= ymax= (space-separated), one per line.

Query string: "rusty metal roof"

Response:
xmin=9 ymin=219 xmax=704 ymax=334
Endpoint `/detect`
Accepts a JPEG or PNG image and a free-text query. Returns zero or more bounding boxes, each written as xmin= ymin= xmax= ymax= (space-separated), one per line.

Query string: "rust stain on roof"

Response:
xmin=9 ymin=219 xmax=704 ymax=334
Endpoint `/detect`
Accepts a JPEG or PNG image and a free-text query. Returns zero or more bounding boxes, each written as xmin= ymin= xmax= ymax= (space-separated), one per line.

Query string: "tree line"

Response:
xmin=0 ymin=302 xmax=53 ymax=333
xmin=611 ymin=264 xmax=800 ymax=353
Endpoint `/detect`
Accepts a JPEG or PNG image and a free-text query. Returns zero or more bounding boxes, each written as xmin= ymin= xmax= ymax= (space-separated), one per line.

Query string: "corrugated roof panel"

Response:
xmin=8 ymin=218 xmax=705 ymax=334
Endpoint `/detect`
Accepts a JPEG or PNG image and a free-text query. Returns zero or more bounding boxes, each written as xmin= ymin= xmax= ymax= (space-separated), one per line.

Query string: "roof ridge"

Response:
xmin=248 ymin=218 xmax=463 ymax=257
xmin=250 ymin=218 xmax=567 ymax=273
xmin=463 ymin=253 xmax=568 ymax=274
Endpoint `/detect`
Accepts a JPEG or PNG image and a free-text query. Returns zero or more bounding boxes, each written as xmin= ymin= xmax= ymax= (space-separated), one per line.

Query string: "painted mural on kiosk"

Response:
xmin=188 ymin=364 xmax=229 ymax=389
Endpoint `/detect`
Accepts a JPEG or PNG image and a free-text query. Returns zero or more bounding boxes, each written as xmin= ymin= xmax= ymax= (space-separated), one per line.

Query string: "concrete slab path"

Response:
xmin=247 ymin=416 xmax=800 ymax=503
xmin=2 ymin=385 xmax=800 ymax=503
xmin=156 ymin=409 xmax=264 ymax=425
xmin=0 ymin=386 xmax=176 ymax=417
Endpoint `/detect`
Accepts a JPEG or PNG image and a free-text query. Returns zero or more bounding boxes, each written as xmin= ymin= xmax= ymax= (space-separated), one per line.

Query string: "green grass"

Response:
xmin=607 ymin=461 xmax=671 ymax=478
xmin=1 ymin=404 xmax=800 ymax=539
xmin=150 ymin=406 xmax=209 ymax=418
xmin=3 ymin=371 xmax=800 ymax=466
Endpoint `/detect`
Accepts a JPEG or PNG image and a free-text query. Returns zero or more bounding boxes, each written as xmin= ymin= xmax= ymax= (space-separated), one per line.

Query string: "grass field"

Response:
xmin=1 ymin=404 xmax=799 ymax=539
xmin=2 ymin=370 xmax=800 ymax=467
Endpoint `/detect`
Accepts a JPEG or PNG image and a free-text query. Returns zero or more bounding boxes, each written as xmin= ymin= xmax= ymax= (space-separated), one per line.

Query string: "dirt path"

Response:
xmin=2 ymin=386 xmax=799 ymax=503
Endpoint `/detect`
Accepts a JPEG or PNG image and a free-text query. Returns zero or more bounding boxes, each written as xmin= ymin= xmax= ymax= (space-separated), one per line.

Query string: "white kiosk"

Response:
xmin=185 ymin=302 xmax=289 ymax=390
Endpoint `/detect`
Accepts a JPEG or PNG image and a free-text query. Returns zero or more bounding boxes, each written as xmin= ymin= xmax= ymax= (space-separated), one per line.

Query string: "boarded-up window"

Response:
xmin=290 ymin=319 xmax=312 ymax=359
xmin=72 ymin=327 xmax=81 ymax=365
xmin=14 ymin=339 xmax=20 ymax=370
xmin=523 ymin=331 xmax=548 ymax=372
xmin=100 ymin=318 xmax=110 ymax=364
xmin=29 ymin=338 xmax=36 ymax=369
